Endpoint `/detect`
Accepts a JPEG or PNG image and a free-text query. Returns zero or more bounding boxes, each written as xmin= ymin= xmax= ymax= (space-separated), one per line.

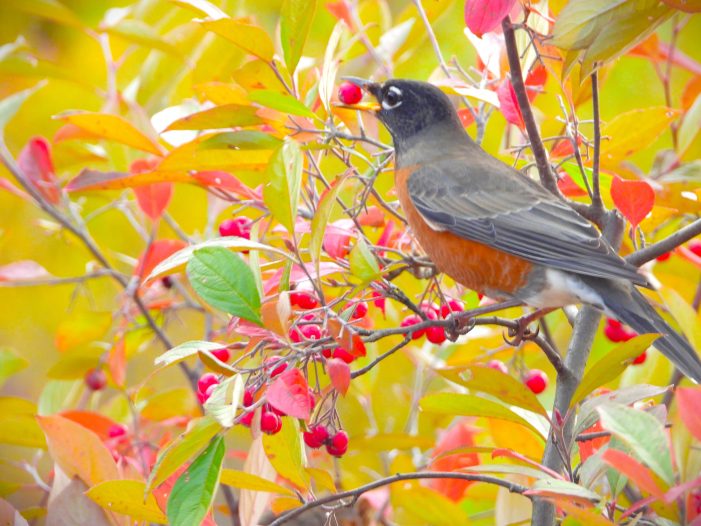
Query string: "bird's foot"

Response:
xmin=504 ymin=308 xmax=555 ymax=346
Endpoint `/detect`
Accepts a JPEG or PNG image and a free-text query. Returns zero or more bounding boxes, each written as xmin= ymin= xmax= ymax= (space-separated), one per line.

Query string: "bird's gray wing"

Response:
xmin=407 ymin=162 xmax=648 ymax=286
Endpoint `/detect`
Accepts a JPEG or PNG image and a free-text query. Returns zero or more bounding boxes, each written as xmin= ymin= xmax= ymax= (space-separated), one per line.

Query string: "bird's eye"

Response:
xmin=382 ymin=86 xmax=403 ymax=110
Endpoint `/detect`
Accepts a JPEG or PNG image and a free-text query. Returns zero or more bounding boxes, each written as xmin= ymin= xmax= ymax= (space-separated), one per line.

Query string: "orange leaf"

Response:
xmin=37 ymin=415 xmax=119 ymax=486
xmin=191 ymin=171 xmax=262 ymax=200
xmin=327 ymin=318 xmax=366 ymax=358
xmin=260 ymin=294 xmax=291 ymax=337
xmin=326 ymin=358 xmax=350 ymax=396
xmin=108 ymin=338 xmax=126 ymax=388
xmin=610 ymin=176 xmax=655 ymax=228
xmin=677 ymin=387 xmax=701 ymax=442
xmin=134 ymin=183 xmax=172 ymax=221
xmin=134 ymin=239 xmax=187 ymax=280
xmin=601 ymin=449 xmax=665 ymax=498
xmin=59 ymin=411 xmax=121 ymax=441
xmin=58 ymin=112 xmax=162 ymax=155
xmin=266 ymin=368 xmax=311 ymax=420
xmin=429 ymin=419 xmax=479 ymax=501
xmin=18 ymin=137 xmax=60 ymax=204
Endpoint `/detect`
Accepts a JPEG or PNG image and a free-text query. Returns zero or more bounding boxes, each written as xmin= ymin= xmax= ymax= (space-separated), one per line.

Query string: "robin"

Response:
xmin=342 ymin=78 xmax=701 ymax=382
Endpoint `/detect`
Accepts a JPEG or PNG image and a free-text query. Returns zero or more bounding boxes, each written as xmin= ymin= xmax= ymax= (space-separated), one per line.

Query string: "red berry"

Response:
xmin=290 ymin=324 xmax=322 ymax=343
xmin=211 ymin=348 xmax=230 ymax=362
xmin=321 ymin=348 xmax=333 ymax=359
xmin=425 ymin=325 xmax=447 ymax=344
xmin=632 ymin=351 xmax=647 ymax=365
xmin=690 ymin=240 xmax=701 ymax=257
xmin=326 ymin=430 xmax=349 ymax=457
xmin=85 ymin=369 xmax=107 ymax=391
xmin=107 ymin=424 xmax=128 ymax=438
xmin=440 ymin=299 xmax=465 ymax=318
xmin=606 ymin=318 xmax=622 ymax=329
xmin=239 ymin=411 xmax=254 ymax=427
xmin=487 ymin=359 xmax=508 ymax=374
xmin=197 ymin=373 xmax=219 ymax=394
xmin=332 ymin=347 xmax=355 ymax=364
xmin=218 ymin=217 xmax=251 ymax=239
xmin=243 ymin=388 xmax=255 ymax=407
xmin=419 ymin=301 xmax=440 ymax=317
xmin=303 ymin=424 xmax=329 ymax=449
xmin=204 ymin=383 xmax=218 ymax=399
xmin=351 ymin=302 xmax=368 ymax=319
xmin=260 ymin=411 xmax=282 ymax=435
xmin=290 ymin=291 xmax=319 ymax=309
xmin=524 ymin=369 xmax=548 ymax=394
xmin=401 ymin=314 xmax=425 ymax=340
xmin=337 ymin=81 xmax=362 ymax=105
xmin=656 ymin=252 xmax=671 ymax=262
xmin=265 ymin=356 xmax=288 ymax=377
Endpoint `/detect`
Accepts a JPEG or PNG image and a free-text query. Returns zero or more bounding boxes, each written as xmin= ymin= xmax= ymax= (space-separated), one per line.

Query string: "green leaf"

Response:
xmin=526 ymin=479 xmax=601 ymax=501
xmin=575 ymin=384 xmax=669 ymax=437
xmin=167 ymin=435 xmax=225 ymax=526
xmin=571 ymin=334 xmax=659 ymax=407
xmin=146 ymin=416 xmax=222 ymax=492
xmin=349 ymin=238 xmax=381 ymax=283
xmin=0 ymin=81 xmax=45 ymax=136
xmin=262 ymin=417 xmax=310 ymax=490
xmin=198 ymin=131 xmax=282 ymax=150
xmin=155 ymin=340 xmax=223 ymax=367
xmin=263 ymin=139 xmax=303 ymax=234
xmin=204 ymin=374 xmax=244 ymax=428
xmin=280 ymin=0 xmax=317 ymax=73
xmin=165 ymin=104 xmax=263 ymax=131
xmin=0 ymin=348 xmax=28 ymax=387
xmin=187 ymin=247 xmax=262 ymax=325
xmin=679 ymin=93 xmax=701 ymax=157
xmin=437 ymin=365 xmax=548 ymax=417
xmin=146 ymin=237 xmax=293 ymax=282
xmin=220 ymin=469 xmax=295 ymax=496
xmin=552 ymin=0 xmax=673 ymax=78
xmin=310 ymin=173 xmax=352 ymax=270
xmin=659 ymin=287 xmax=701 ymax=352
xmin=199 ymin=18 xmax=275 ymax=62
xmin=597 ymin=404 xmax=674 ymax=486
xmin=420 ymin=393 xmax=544 ymax=437
xmin=249 ymin=90 xmax=316 ymax=118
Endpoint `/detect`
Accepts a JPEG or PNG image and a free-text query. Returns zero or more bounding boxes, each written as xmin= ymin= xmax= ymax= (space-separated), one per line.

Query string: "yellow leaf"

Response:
xmin=262 ymin=417 xmax=310 ymax=490
xmin=85 ymin=480 xmax=167 ymax=523
xmin=659 ymin=288 xmax=701 ymax=352
xmin=599 ymin=107 xmax=681 ymax=167
xmin=305 ymin=467 xmax=336 ymax=493
xmin=54 ymin=310 xmax=112 ymax=352
xmin=0 ymin=415 xmax=46 ymax=449
xmin=141 ymin=388 xmax=196 ymax=421
xmin=392 ymin=485 xmax=467 ymax=526
xmin=158 ymin=140 xmax=272 ymax=172
xmin=57 ymin=112 xmax=162 ymax=155
xmin=488 ymin=419 xmax=544 ymax=460
xmin=220 ymin=469 xmax=295 ymax=496
xmin=199 ymin=18 xmax=274 ymax=62
xmin=193 ymin=82 xmax=249 ymax=105
xmin=37 ymin=415 xmax=118 ymax=486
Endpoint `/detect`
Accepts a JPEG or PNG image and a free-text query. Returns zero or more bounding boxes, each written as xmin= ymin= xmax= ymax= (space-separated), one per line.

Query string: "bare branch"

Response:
xmin=626 ymin=218 xmax=701 ymax=266
xmin=590 ymin=71 xmax=603 ymax=210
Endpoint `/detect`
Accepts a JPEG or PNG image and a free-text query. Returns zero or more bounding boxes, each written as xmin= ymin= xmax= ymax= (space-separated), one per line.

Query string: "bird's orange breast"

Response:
xmin=395 ymin=166 xmax=532 ymax=297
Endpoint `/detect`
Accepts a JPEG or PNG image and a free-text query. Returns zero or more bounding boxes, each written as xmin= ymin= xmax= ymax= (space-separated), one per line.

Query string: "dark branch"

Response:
xmin=626 ymin=218 xmax=701 ymax=266
xmin=590 ymin=71 xmax=603 ymax=210
xmin=268 ymin=471 xmax=529 ymax=526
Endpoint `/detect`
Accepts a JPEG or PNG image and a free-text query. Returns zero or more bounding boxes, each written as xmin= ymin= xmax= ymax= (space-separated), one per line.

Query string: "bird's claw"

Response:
xmin=504 ymin=318 xmax=539 ymax=346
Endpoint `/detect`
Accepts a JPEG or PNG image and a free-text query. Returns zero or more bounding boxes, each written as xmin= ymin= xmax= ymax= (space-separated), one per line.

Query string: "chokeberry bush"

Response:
xmin=1 ymin=1 xmax=701 ymax=525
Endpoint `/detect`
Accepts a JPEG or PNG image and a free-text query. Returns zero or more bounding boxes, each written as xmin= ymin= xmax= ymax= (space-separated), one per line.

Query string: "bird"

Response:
xmin=341 ymin=77 xmax=701 ymax=382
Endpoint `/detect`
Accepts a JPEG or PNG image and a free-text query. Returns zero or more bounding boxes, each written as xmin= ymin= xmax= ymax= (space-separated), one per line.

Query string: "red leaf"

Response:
xmin=525 ymin=64 xmax=548 ymax=102
xmin=326 ymin=358 xmax=350 ymax=396
xmin=457 ymin=108 xmax=475 ymax=128
xmin=677 ymin=388 xmax=701 ymax=442
xmin=326 ymin=0 xmax=354 ymax=29
xmin=357 ymin=206 xmax=385 ymax=228
xmin=59 ymin=411 xmax=121 ymax=441
xmin=134 ymin=239 xmax=187 ymax=279
xmin=322 ymin=219 xmax=355 ymax=259
xmin=497 ymin=79 xmax=524 ymax=129
xmin=266 ymin=368 xmax=312 ymax=420
xmin=134 ymin=183 xmax=173 ymax=221
xmin=0 ymin=260 xmax=50 ymax=282
xmin=17 ymin=136 xmax=60 ymax=204
xmin=429 ymin=419 xmax=479 ymax=501
xmin=610 ymin=176 xmax=655 ymax=228
xmin=602 ymin=449 xmax=665 ymax=498
xmin=577 ymin=421 xmax=609 ymax=462
xmin=464 ymin=0 xmax=517 ymax=37
xmin=191 ymin=170 xmax=261 ymax=200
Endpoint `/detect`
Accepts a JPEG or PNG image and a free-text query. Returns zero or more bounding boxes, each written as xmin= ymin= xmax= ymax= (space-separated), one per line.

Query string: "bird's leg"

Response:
xmin=445 ymin=299 xmax=524 ymax=340
xmin=505 ymin=308 xmax=556 ymax=346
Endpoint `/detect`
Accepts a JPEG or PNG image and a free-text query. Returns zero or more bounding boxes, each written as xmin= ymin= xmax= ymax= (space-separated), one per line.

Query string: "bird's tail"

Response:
xmin=584 ymin=278 xmax=701 ymax=383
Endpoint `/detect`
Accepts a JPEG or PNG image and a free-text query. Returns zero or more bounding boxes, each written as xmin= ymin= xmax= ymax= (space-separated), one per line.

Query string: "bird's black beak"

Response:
xmin=335 ymin=76 xmax=382 ymax=111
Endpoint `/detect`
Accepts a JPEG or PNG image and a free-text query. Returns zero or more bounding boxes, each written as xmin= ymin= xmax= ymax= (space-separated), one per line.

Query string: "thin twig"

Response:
xmin=268 ymin=471 xmax=530 ymax=525
xmin=626 ymin=218 xmax=701 ymax=266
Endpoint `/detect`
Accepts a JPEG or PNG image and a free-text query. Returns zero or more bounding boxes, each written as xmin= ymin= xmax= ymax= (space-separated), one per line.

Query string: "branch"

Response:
xmin=590 ymin=71 xmax=603 ymax=210
xmin=267 ymin=471 xmax=529 ymax=526
xmin=626 ymin=218 xmax=701 ymax=266
xmin=501 ymin=17 xmax=559 ymax=196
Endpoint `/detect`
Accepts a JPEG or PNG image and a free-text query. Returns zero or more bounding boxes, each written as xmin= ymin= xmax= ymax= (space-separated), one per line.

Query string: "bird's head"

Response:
xmin=340 ymin=78 xmax=464 ymax=151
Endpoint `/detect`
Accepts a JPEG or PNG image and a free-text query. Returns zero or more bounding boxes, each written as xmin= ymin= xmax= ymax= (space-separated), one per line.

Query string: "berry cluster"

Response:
xmin=603 ymin=319 xmax=646 ymax=365
xmin=218 ymin=217 xmax=253 ymax=239
xmin=400 ymin=299 xmax=465 ymax=345
xmin=303 ymin=425 xmax=349 ymax=457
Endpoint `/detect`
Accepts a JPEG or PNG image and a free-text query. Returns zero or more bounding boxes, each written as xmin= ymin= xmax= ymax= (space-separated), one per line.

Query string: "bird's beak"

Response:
xmin=335 ymin=76 xmax=382 ymax=111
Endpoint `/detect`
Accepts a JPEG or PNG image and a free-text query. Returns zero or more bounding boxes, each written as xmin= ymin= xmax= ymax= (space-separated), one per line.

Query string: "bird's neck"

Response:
xmin=394 ymin=120 xmax=477 ymax=167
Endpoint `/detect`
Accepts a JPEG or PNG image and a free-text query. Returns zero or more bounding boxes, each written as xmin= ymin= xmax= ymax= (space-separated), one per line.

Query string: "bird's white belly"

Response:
xmin=524 ymin=269 xmax=604 ymax=309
